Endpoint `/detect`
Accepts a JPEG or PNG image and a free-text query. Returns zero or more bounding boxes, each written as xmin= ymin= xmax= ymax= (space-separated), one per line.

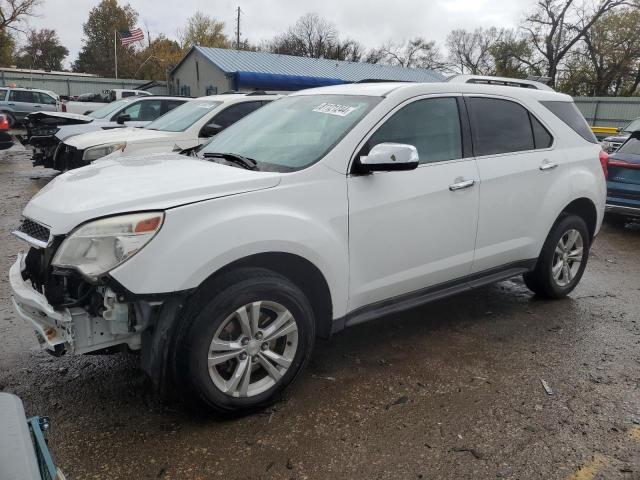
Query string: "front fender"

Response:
xmin=110 ymin=171 xmax=349 ymax=317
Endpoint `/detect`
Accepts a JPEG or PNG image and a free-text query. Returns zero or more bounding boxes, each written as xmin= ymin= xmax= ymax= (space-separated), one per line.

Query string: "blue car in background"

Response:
xmin=605 ymin=130 xmax=640 ymax=224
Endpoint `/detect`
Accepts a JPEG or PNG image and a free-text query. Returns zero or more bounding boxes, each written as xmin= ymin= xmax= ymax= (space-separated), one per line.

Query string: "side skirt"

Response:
xmin=331 ymin=259 xmax=537 ymax=335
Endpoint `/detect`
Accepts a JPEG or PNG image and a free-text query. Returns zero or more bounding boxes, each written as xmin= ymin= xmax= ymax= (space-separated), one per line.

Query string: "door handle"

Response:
xmin=539 ymin=161 xmax=558 ymax=171
xmin=449 ymin=179 xmax=475 ymax=191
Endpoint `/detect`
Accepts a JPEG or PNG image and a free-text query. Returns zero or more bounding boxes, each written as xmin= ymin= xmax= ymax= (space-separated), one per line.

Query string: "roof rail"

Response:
xmin=446 ymin=75 xmax=555 ymax=91
xmin=353 ymin=79 xmax=413 ymax=84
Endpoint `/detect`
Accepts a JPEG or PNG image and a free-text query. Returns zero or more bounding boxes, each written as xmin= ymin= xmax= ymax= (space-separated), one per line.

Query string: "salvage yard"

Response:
xmin=1 ymin=146 xmax=639 ymax=479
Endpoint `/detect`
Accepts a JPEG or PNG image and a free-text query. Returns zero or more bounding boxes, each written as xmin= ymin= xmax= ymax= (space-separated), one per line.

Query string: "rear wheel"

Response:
xmin=523 ymin=215 xmax=590 ymax=298
xmin=172 ymin=268 xmax=315 ymax=415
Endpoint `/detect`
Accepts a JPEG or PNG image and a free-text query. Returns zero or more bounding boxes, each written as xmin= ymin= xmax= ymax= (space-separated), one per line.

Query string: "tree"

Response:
xmin=490 ymin=29 xmax=542 ymax=78
xmin=266 ymin=13 xmax=355 ymax=60
xmin=178 ymin=11 xmax=229 ymax=49
xmin=135 ymin=35 xmax=184 ymax=80
xmin=15 ymin=29 xmax=68 ymax=70
xmin=446 ymin=27 xmax=502 ymax=75
xmin=0 ymin=0 xmax=41 ymax=32
xmin=521 ymin=0 xmax=631 ymax=86
xmin=372 ymin=38 xmax=444 ymax=70
xmin=72 ymin=0 xmax=138 ymax=77
xmin=0 ymin=29 xmax=15 ymax=66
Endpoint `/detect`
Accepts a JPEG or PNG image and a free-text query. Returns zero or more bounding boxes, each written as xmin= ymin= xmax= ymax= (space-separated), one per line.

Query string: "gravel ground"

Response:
xmin=1 ymin=145 xmax=639 ymax=480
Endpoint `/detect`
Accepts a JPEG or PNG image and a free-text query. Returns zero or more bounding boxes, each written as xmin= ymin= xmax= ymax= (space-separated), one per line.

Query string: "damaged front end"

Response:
xmin=9 ymin=217 xmax=162 ymax=356
xmin=25 ymin=112 xmax=93 ymax=170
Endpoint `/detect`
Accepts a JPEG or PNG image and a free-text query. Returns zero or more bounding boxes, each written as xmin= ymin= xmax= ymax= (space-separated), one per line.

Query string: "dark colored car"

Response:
xmin=0 ymin=113 xmax=13 ymax=150
xmin=604 ymin=130 xmax=640 ymax=223
xmin=602 ymin=117 xmax=640 ymax=153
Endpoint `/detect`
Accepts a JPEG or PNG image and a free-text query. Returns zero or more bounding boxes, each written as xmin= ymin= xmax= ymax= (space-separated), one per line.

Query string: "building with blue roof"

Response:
xmin=169 ymin=46 xmax=445 ymax=96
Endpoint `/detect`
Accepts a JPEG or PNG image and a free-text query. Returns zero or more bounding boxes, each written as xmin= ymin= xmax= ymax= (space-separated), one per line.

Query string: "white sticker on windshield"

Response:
xmin=312 ymin=102 xmax=357 ymax=117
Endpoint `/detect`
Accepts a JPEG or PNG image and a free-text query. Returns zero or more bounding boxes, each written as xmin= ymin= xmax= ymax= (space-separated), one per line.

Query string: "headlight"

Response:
xmin=52 ymin=212 xmax=164 ymax=280
xmin=82 ymin=142 xmax=126 ymax=162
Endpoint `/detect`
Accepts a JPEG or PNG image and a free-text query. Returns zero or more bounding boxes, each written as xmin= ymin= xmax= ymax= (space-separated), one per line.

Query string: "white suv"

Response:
xmin=9 ymin=78 xmax=606 ymax=414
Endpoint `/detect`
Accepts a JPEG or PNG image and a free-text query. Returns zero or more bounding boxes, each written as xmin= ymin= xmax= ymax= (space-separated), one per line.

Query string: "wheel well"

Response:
xmin=561 ymin=198 xmax=597 ymax=240
xmin=210 ymin=253 xmax=333 ymax=339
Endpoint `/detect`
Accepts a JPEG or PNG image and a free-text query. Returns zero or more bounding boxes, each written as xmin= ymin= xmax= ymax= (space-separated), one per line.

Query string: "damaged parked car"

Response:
xmin=9 ymin=78 xmax=605 ymax=415
xmin=49 ymin=92 xmax=279 ymax=170
xmin=26 ymin=96 xmax=190 ymax=170
xmin=603 ymin=130 xmax=640 ymax=224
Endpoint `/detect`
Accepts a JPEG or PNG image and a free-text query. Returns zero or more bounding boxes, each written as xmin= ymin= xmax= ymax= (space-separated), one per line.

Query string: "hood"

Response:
xmin=65 ymin=127 xmax=178 ymax=149
xmin=23 ymin=153 xmax=281 ymax=234
xmin=27 ymin=111 xmax=94 ymax=126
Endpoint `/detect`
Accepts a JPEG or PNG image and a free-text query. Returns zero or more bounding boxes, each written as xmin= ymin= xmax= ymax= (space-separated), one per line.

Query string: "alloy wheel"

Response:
xmin=551 ymin=229 xmax=584 ymax=287
xmin=207 ymin=301 xmax=298 ymax=398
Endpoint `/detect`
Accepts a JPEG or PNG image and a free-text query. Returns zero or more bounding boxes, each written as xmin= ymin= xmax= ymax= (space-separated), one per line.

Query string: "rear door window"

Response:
xmin=540 ymin=101 xmax=598 ymax=144
xmin=467 ymin=97 xmax=534 ymax=156
xmin=9 ymin=90 xmax=35 ymax=103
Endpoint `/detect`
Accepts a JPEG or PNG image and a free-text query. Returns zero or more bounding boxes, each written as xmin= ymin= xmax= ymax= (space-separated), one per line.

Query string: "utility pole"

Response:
xmin=236 ymin=6 xmax=241 ymax=50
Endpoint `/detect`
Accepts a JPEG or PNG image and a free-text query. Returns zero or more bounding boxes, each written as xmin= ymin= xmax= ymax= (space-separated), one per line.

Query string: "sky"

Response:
xmin=25 ymin=0 xmax=534 ymax=68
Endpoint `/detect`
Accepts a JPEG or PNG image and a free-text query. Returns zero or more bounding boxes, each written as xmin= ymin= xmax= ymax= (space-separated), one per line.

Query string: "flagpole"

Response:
xmin=114 ymin=30 xmax=118 ymax=79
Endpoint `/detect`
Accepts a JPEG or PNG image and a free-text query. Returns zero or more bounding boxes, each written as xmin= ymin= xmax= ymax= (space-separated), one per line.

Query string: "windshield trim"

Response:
xmin=88 ymin=99 xmax=131 ymax=119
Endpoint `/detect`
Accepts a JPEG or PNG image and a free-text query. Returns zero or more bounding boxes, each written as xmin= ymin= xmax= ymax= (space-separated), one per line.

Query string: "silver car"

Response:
xmin=0 ymin=87 xmax=60 ymax=126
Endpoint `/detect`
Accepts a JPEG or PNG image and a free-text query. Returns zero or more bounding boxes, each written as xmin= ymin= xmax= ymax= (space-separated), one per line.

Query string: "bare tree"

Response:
xmin=0 ymin=0 xmax=40 ymax=32
xmin=267 ymin=13 xmax=339 ymax=59
xmin=522 ymin=0 xmax=632 ymax=86
xmin=446 ymin=27 xmax=502 ymax=75
xmin=375 ymin=38 xmax=444 ymax=70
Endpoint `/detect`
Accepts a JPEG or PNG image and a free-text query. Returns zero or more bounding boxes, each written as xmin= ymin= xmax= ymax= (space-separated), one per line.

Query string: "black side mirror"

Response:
xmin=200 ymin=123 xmax=223 ymax=138
xmin=116 ymin=114 xmax=131 ymax=125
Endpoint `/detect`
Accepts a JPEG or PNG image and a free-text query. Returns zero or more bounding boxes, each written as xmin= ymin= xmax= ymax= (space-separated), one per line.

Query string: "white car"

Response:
xmin=54 ymin=93 xmax=280 ymax=170
xmin=27 ymin=96 xmax=190 ymax=170
xmin=9 ymin=77 xmax=606 ymax=415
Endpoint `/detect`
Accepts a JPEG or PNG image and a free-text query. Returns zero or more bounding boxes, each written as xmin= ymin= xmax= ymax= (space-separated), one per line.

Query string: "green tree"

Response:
xmin=490 ymin=30 xmax=541 ymax=79
xmin=0 ymin=29 xmax=15 ymax=66
xmin=135 ymin=35 xmax=184 ymax=80
xmin=178 ymin=11 xmax=229 ymax=49
xmin=15 ymin=29 xmax=68 ymax=70
xmin=72 ymin=0 xmax=138 ymax=77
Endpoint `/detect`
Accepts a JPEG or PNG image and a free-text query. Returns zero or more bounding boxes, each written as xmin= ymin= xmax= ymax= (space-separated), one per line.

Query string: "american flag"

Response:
xmin=120 ymin=27 xmax=144 ymax=46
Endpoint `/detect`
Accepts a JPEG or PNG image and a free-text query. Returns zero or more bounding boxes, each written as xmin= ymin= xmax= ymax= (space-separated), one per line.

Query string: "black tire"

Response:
xmin=523 ymin=214 xmax=590 ymax=299
xmin=171 ymin=267 xmax=315 ymax=415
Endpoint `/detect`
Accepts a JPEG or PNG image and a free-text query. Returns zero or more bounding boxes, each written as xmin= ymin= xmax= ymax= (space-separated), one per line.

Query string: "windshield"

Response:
xmin=88 ymin=99 xmax=130 ymax=119
xmin=200 ymin=95 xmax=380 ymax=172
xmin=623 ymin=118 xmax=640 ymax=134
xmin=146 ymin=100 xmax=221 ymax=132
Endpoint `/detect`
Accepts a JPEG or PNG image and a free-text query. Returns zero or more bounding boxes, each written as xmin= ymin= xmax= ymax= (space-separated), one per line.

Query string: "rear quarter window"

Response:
xmin=540 ymin=101 xmax=598 ymax=144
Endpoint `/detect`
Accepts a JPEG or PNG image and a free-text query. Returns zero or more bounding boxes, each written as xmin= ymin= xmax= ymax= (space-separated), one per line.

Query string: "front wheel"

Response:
xmin=523 ymin=215 xmax=590 ymax=298
xmin=172 ymin=268 xmax=316 ymax=415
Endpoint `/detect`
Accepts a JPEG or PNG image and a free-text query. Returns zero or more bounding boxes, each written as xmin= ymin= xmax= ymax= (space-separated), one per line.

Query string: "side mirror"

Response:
xmin=116 ymin=114 xmax=131 ymax=125
xmin=200 ymin=123 xmax=223 ymax=138
xmin=359 ymin=143 xmax=419 ymax=172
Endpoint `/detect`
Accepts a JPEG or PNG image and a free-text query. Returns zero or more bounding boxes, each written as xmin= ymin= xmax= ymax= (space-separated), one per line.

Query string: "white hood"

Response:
xmin=23 ymin=153 xmax=281 ymax=234
xmin=64 ymin=127 xmax=181 ymax=150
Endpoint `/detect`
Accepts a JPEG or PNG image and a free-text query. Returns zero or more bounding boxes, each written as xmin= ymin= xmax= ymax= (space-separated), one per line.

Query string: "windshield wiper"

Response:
xmin=203 ymin=152 xmax=259 ymax=170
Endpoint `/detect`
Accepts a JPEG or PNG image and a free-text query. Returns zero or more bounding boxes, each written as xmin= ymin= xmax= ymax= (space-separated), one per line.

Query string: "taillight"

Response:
xmin=61 ymin=102 xmax=67 ymax=112
xmin=0 ymin=115 xmax=8 ymax=130
xmin=599 ymin=150 xmax=609 ymax=179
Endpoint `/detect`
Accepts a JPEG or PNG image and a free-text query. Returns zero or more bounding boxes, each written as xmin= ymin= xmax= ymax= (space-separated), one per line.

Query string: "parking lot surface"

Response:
xmin=1 ymin=147 xmax=639 ymax=480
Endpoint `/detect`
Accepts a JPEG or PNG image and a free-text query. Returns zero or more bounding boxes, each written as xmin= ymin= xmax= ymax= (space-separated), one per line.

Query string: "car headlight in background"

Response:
xmin=52 ymin=212 xmax=164 ymax=280
xmin=82 ymin=142 xmax=126 ymax=162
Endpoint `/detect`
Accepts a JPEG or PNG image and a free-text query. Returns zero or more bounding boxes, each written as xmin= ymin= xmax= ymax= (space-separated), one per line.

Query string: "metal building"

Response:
xmin=1 ymin=68 xmax=168 ymax=98
xmin=169 ymin=47 xmax=445 ymax=97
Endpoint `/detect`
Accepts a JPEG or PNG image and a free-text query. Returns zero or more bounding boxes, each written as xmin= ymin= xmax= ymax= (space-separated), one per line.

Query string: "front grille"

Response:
xmin=18 ymin=218 xmax=50 ymax=244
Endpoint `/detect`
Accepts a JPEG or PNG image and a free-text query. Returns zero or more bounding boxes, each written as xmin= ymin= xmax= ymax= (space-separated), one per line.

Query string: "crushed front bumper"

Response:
xmin=9 ymin=252 xmax=74 ymax=353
